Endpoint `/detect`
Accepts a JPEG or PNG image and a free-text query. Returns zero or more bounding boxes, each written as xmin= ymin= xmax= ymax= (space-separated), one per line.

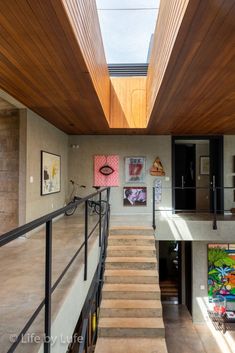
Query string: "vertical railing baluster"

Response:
xmin=84 ymin=200 xmax=88 ymax=281
xmin=44 ymin=220 xmax=52 ymax=353
xmin=213 ymin=176 xmax=217 ymax=230
xmin=153 ymin=187 xmax=156 ymax=230
xmin=99 ymin=191 xmax=102 ymax=247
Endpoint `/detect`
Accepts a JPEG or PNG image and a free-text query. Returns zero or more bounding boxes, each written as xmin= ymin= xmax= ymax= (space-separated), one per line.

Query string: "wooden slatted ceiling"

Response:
xmin=0 ymin=0 xmax=235 ymax=135
xmin=110 ymin=77 xmax=147 ymax=129
xmin=147 ymin=0 xmax=235 ymax=135
xmin=147 ymin=0 xmax=189 ymax=121
xmin=0 ymin=0 xmax=110 ymax=134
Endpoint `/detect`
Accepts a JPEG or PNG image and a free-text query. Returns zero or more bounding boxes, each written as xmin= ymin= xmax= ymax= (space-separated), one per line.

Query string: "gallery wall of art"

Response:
xmin=68 ymin=135 xmax=172 ymax=215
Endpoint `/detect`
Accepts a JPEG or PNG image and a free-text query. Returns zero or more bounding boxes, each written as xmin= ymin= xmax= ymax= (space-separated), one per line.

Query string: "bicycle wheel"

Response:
xmin=65 ymin=201 xmax=77 ymax=216
xmin=94 ymin=200 xmax=107 ymax=215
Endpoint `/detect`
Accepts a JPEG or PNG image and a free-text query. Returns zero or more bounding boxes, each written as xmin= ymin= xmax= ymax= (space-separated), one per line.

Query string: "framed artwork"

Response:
xmin=41 ymin=151 xmax=61 ymax=195
xmin=123 ymin=187 xmax=147 ymax=207
xmin=200 ymin=156 xmax=210 ymax=175
xmin=94 ymin=155 xmax=119 ymax=186
xmin=208 ymin=244 xmax=235 ymax=304
xmin=125 ymin=157 xmax=146 ymax=183
xmin=154 ymin=179 xmax=162 ymax=204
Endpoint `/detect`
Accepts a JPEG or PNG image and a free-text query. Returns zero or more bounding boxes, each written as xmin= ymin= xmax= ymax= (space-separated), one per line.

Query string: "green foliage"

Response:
xmin=231 ymin=288 xmax=235 ymax=295
xmin=208 ymin=247 xmax=235 ymax=268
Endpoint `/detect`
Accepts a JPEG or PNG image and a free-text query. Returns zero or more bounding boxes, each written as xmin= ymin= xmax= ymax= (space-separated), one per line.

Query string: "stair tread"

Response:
xmin=101 ymin=299 xmax=162 ymax=309
xmin=103 ymin=283 xmax=160 ymax=292
xmin=111 ymin=226 xmax=153 ymax=230
xmin=95 ymin=338 xmax=167 ymax=353
xmin=99 ymin=317 xmax=164 ymax=329
xmin=109 ymin=235 xmax=153 ymax=239
xmin=106 ymin=257 xmax=157 ymax=263
xmin=108 ymin=245 xmax=156 ymax=250
xmin=105 ymin=269 xmax=158 ymax=277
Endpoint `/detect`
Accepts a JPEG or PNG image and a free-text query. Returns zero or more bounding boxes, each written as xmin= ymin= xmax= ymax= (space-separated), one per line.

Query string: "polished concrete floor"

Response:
xmin=163 ymin=304 xmax=235 ymax=353
xmin=0 ymin=213 xmax=100 ymax=353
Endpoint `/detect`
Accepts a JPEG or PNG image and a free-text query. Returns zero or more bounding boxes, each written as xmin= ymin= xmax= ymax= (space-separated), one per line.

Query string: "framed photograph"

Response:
xmin=125 ymin=157 xmax=146 ymax=183
xmin=41 ymin=151 xmax=61 ymax=195
xmin=123 ymin=187 xmax=147 ymax=207
xmin=200 ymin=156 xmax=210 ymax=175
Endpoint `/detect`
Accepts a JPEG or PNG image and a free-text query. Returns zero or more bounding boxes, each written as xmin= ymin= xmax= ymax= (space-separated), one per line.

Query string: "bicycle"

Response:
xmin=65 ymin=180 xmax=107 ymax=216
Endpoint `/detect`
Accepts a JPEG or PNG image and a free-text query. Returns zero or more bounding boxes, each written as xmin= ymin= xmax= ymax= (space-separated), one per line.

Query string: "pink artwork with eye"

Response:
xmin=94 ymin=155 xmax=119 ymax=186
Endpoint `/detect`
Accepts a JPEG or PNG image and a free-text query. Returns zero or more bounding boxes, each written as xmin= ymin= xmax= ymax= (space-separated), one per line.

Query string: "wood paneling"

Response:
xmin=147 ymin=0 xmax=189 ymax=121
xmin=110 ymin=77 xmax=147 ymax=128
xmin=147 ymin=0 xmax=235 ymax=135
xmin=1 ymin=0 xmax=235 ymax=135
xmin=0 ymin=0 xmax=110 ymax=133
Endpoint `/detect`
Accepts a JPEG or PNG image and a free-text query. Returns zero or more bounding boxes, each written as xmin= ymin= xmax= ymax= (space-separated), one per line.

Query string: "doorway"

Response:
xmin=159 ymin=241 xmax=180 ymax=304
xmin=172 ymin=136 xmax=224 ymax=213
xmin=175 ymin=143 xmax=196 ymax=211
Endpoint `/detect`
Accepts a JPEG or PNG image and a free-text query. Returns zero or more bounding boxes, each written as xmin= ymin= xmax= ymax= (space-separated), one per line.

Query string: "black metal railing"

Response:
xmin=152 ymin=186 xmax=235 ymax=231
xmin=76 ymin=203 xmax=110 ymax=353
xmin=0 ymin=187 xmax=110 ymax=353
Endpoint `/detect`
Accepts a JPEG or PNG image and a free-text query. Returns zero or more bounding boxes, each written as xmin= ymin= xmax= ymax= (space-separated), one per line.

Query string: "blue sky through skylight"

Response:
xmin=96 ymin=0 xmax=160 ymax=64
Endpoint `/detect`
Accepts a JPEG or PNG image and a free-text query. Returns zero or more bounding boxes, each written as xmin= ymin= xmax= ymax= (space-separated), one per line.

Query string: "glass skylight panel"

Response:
xmin=96 ymin=0 xmax=160 ymax=64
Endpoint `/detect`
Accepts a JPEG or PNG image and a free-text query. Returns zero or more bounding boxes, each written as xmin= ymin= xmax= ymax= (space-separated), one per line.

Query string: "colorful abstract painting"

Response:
xmin=41 ymin=151 xmax=61 ymax=195
xmin=208 ymin=244 xmax=235 ymax=302
xmin=94 ymin=155 xmax=119 ymax=187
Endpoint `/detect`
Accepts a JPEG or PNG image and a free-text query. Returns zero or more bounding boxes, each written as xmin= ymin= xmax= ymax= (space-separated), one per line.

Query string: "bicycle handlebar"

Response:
xmin=70 ymin=180 xmax=86 ymax=188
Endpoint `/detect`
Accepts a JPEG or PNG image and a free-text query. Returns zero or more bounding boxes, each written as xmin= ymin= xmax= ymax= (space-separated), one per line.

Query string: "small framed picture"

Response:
xmin=125 ymin=157 xmax=146 ymax=183
xmin=123 ymin=187 xmax=147 ymax=207
xmin=41 ymin=151 xmax=61 ymax=195
xmin=200 ymin=156 xmax=210 ymax=175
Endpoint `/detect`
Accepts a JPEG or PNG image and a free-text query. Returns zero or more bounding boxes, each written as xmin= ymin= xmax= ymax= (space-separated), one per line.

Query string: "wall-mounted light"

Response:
xmin=70 ymin=144 xmax=79 ymax=149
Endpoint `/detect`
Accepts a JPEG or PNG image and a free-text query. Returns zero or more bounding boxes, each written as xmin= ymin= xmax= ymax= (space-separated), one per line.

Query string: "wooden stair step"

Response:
xmin=94 ymin=338 xmax=168 ymax=353
xmin=98 ymin=317 xmax=165 ymax=338
xmin=108 ymin=237 xmax=155 ymax=245
xmin=100 ymin=299 xmax=162 ymax=317
xmin=102 ymin=283 xmax=161 ymax=300
xmin=110 ymin=227 xmax=154 ymax=236
xmin=105 ymin=257 xmax=157 ymax=270
xmin=104 ymin=269 xmax=159 ymax=284
xmin=107 ymin=245 xmax=156 ymax=257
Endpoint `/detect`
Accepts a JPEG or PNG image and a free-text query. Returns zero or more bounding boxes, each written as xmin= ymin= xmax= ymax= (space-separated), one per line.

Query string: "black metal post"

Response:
xmin=152 ymin=187 xmax=156 ymax=230
xmin=213 ymin=186 xmax=217 ymax=230
xmin=84 ymin=200 xmax=88 ymax=281
xmin=99 ymin=192 xmax=102 ymax=247
xmin=44 ymin=220 xmax=52 ymax=353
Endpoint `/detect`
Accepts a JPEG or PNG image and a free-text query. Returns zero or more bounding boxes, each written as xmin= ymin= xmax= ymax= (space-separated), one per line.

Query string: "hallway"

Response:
xmin=163 ymin=305 xmax=234 ymax=353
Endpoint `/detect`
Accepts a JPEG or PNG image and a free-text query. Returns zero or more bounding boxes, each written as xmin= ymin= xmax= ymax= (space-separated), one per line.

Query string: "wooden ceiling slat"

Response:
xmin=146 ymin=0 xmax=235 ymax=135
xmin=0 ymin=0 xmax=110 ymax=133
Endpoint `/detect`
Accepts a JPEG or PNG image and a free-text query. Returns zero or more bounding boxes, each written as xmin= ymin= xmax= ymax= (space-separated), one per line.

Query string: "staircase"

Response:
xmin=94 ymin=227 xmax=168 ymax=353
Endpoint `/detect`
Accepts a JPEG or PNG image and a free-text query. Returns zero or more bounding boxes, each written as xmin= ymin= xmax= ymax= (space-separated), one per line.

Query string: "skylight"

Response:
xmin=96 ymin=0 xmax=160 ymax=64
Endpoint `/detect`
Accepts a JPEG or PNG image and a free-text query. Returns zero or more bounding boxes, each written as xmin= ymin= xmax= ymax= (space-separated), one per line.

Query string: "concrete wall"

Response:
xmin=68 ymin=135 xmax=172 ymax=215
xmin=192 ymin=242 xmax=208 ymax=322
xmin=0 ymin=114 xmax=19 ymax=234
xmin=24 ymin=110 xmax=68 ymax=222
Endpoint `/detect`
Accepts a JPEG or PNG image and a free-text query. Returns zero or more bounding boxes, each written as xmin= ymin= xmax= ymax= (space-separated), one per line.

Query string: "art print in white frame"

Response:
xmin=41 ymin=151 xmax=61 ymax=195
xmin=125 ymin=157 xmax=146 ymax=183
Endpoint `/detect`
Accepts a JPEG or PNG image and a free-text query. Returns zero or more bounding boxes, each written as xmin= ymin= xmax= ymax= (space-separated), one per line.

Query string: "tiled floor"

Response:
xmin=163 ymin=304 xmax=235 ymax=353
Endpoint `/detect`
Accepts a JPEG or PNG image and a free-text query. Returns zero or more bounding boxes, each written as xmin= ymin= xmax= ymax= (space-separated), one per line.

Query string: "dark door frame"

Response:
xmin=172 ymin=136 xmax=224 ymax=212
